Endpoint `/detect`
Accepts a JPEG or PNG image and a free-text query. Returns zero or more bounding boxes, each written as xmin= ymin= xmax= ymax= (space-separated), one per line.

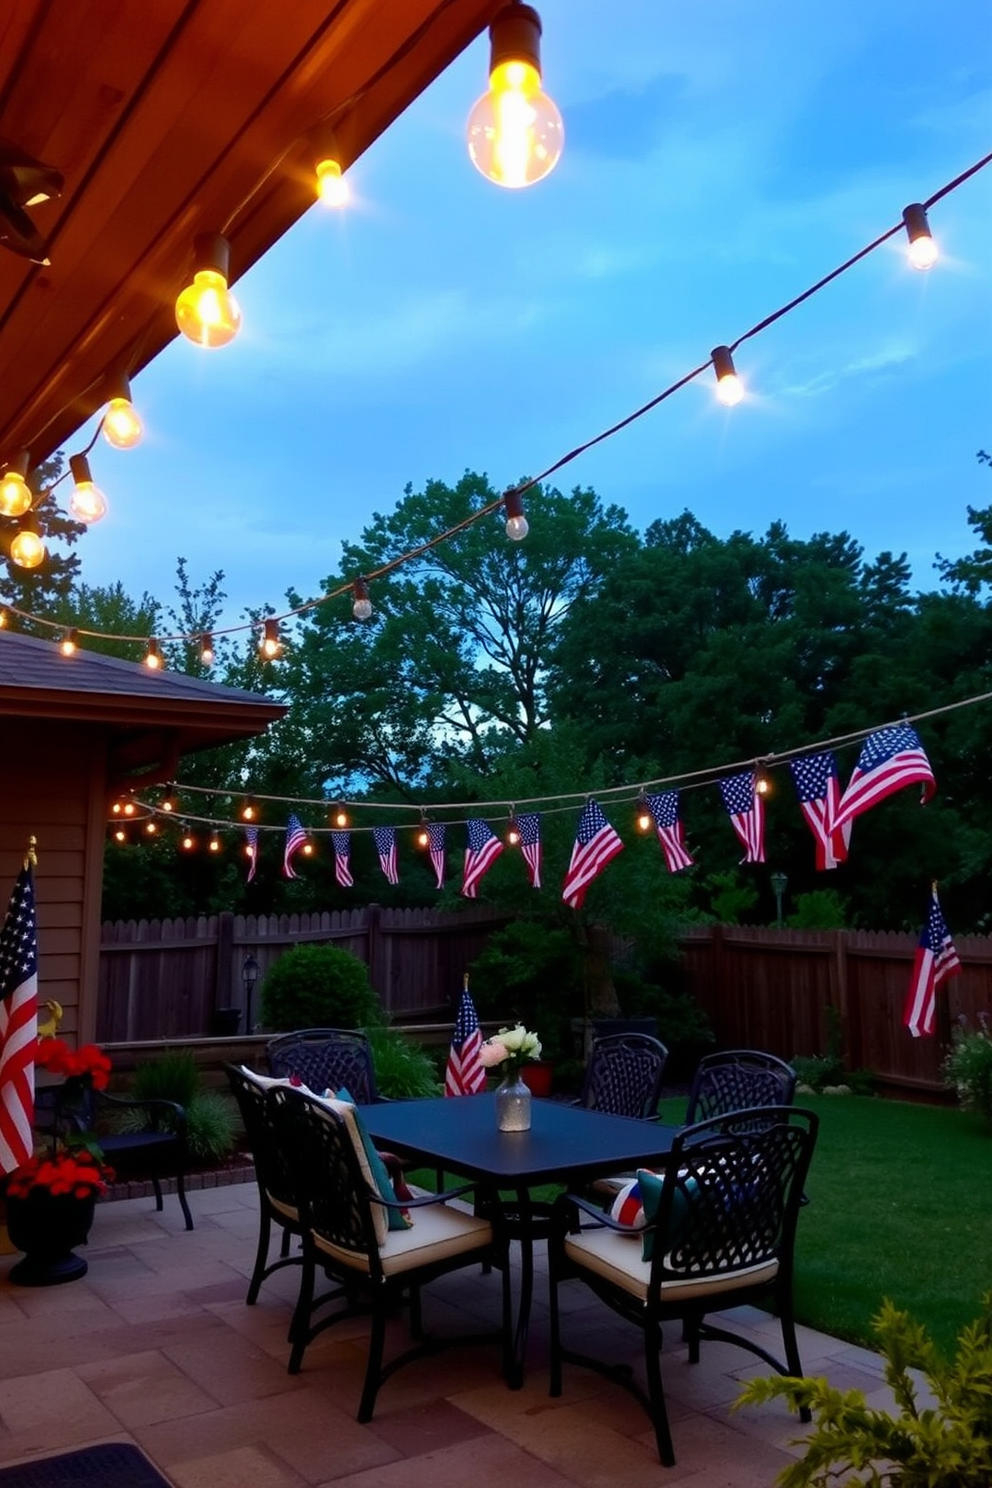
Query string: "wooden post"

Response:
xmin=366 ymin=903 xmax=384 ymax=1008
xmin=216 ymin=911 xmax=235 ymax=1014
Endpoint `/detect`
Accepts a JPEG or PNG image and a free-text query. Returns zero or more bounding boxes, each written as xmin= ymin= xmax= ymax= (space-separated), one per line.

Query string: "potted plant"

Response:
xmin=736 ymin=1293 xmax=992 ymax=1485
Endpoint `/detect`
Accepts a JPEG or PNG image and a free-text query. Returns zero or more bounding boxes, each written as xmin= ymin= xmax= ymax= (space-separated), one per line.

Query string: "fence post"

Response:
xmin=366 ymin=903 xmax=384 ymax=1008
xmin=215 ymin=912 xmax=236 ymax=1024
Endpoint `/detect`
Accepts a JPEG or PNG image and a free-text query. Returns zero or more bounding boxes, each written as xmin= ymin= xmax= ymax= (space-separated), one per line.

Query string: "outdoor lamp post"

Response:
xmin=242 ymin=952 xmax=260 ymax=1034
xmin=770 ymin=871 xmax=788 ymax=929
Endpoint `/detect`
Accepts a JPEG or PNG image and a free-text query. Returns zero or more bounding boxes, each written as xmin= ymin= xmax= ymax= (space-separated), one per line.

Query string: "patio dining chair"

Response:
xmin=266 ymin=1027 xmax=384 ymax=1104
xmin=224 ymin=1064 xmax=305 ymax=1308
xmin=272 ymin=1084 xmax=512 ymax=1422
xmin=683 ymin=1048 xmax=797 ymax=1125
xmin=576 ymin=1031 xmax=669 ymax=1120
xmin=548 ymin=1105 xmax=818 ymax=1466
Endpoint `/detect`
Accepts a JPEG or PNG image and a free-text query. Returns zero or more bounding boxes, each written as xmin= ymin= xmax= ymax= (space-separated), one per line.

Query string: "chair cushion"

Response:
xmin=236 ymin=1065 xmax=299 ymax=1092
xmin=636 ymin=1169 xmax=699 ymax=1262
xmin=336 ymin=1088 xmax=412 ymax=1232
xmin=312 ymin=1190 xmax=492 ymax=1278
xmin=563 ymin=1224 xmax=779 ymax=1303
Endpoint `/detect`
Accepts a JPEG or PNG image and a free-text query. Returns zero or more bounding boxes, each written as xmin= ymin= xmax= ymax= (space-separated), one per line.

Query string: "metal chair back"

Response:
xmin=684 ymin=1048 xmax=797 ymax=1126
xmin=266 ymin=1027 xmax=380 ymax=1103
xmin=579 ymin=1031 xmax=668 ymax=1120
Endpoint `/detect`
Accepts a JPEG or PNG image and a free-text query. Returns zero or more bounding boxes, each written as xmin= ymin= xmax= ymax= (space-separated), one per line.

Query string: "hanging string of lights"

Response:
xmin=105 ymin=684 xmax=992 ymax=845
xmin=2 ymin=148 xmax=990 ymax=648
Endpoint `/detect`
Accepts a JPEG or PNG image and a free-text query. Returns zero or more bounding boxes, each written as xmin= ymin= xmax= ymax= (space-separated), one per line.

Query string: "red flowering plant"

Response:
xmin=5 ymin=1149 xmax=111 ymax=1201
xmin=7 ymin=1038 xmax=116 ymax=1196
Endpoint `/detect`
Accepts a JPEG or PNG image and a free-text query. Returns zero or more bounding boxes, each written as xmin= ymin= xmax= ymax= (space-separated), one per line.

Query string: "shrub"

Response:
xmin=785 ymin=890 xmax=848 ymax=930
xmin=737 ymin=1293 xmax=992 ymax=1486
xmin=469 ymin=920 xmax=582 ymax=1061
xmin=366 ymin=1026 xmax=442 ymax=1098
xmin=117 ymin=1051 xmax=237 ymax=1162
xmin=944 ymin=1015 xmax=992 ymax=1127
xmin=131 ymin=1049 xmax=200 ymax=1107
xmin=260 ymin=943 xmax=383 ymax=1032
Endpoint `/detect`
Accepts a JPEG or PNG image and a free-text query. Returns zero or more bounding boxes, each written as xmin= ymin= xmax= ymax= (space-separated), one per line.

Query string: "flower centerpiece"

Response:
xmin=479 ymin=1025 xmax=542 ymax=1132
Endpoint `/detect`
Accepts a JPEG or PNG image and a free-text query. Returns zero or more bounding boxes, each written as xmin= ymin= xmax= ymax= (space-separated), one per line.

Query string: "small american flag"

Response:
xmin=373 ymin=826 xmax=399 ymax=885
xmin=719 ymin=771 xmax=765 ymax=863
xmin=331 ymin=830 xmax=353 ymax=888
xmin=790 ymin=753 xmax=849 ymax=870
xmin=904 ymin=887 xmax=961 ymax=1038
xmin=427 ymin=823 xmax=446 ymax=889
xmin=444 ymin=983 xmax=486 ymax=1095
xmin=644 ymin=792 xmax=693 ymax=873
xmin=0 ymin=862 xmax=38 ymax=1175
xmin=514 ymin=812 xmax=542 ymax=889
xmin=244 ymin=825 xmax=259 ymax=883
xmin=284 ymin=814 xmax=307 ymax=879
xmin=462 ymin=819 xmax=504 ymax=898
xmin=833 ymin=725 xmax=935 ymax=834
xmin=562 ymin=799 xmax=624 ymax=909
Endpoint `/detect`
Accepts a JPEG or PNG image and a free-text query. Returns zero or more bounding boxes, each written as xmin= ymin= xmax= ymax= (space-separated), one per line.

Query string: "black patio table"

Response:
xmin=363 ymin=1093 xmax=681 ymax=1385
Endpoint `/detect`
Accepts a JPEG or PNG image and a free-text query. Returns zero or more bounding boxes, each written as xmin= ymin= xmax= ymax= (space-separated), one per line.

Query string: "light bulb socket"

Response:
xmin=711 ymin=345 xmax=737 ymax=382
xmin=902 ymin=203 xmax=931 ymax=246
xmin=193 ymin=231 xmax=231 ymax=281
xmin=260 ymin=618 xmax=282 ymax=657
xmin=69 ymin=452 xmax=93 ymax=487
xmin=3 ymin=449 xmax=30 ymax=482
xmin=104 ymin=368 xmax=133 ymax=404
xmin=490 ymin=3 xmax=543 ymax=75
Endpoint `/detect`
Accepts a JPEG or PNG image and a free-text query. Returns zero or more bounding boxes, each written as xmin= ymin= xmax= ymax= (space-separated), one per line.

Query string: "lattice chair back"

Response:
xmin=684 ymin=1049 xmax=797 ymax=1126
xmin=226 ymin=1064 xmax=299 ymax=1220
xmin=266 ymin=1027 xmax=380 ymax=1103
xmin=580 ymin=1032 xmax=669 ymax=1119
xmin=274 ymin=1085 xmax=382 ymax=1268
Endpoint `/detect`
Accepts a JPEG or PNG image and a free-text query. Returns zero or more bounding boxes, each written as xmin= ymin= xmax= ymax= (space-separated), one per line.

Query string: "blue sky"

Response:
xmin=71 ymin=0 xmax=992 ymax=631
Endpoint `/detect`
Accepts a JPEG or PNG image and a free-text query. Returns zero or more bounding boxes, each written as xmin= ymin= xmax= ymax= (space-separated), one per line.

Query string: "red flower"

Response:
xmin=35 ymin=1038 xmax=112 ymax=1089
xmin=4 ymin=1150 xmax=112 ymax=1200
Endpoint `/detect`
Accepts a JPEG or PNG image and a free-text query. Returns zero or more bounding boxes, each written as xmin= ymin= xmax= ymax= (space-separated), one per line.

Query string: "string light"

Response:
xmin=636 ymin=795 xmax=652 ymax=832
xmin=144 ymin=638 xmax=163 ymax=669
xmin=352 ymin=577 xmax=373 ymax=621
xmin=711 ymin=345 xmax=743 ymax=407
xmin=301 ymin=840 xmax=315 ymax=857
xmin=122 ymin=798 xmax=136 ymax=818
xmin=755 ymin=769 xmax=772 ymax=796
xmin=259 ymin=618 xmax=282 ymax=659
xmin=160 ymin=786 xmax=177 ymax=813
xmin=59 ymin=628 xmax=78 ymax=656
xmin=144 ymin=819 xmax=158 ymax=835
xmin=312 ymin=125 xmax=350 ymax=208
xmin=241 ymin=799 xmax=257 ymax=822
xmin=0 ymin=606 xmax=8 ymax=627
xmin=208 ymin=832 xmax=222 ymax=853
xmin=68 ymin=453 xmax=108 ymax=524
xmin=902 ymin=203 xmax=937 ymax=270
xmin=416 ymin=812 xmax=430 ymax=848
xmin=10 ymin=517 xmax=45 ymax=569
xmin=503 ymin=488 xmax=529 ymax=541
xmin=112 ymin=827 xmax=127 ymax=844
xmin=507 ymin=815 xmax=520 ymax=845
xmin=0 ymin=450 xmax=32 ymax=517
xmin=181 ymin=829 xmax=196 ymax=851
xmin=467 ymin=3 xmax=564 ymax=189
xmin=175 ymin=232 xmax=242 ymax=349
xmin=197 ymin=633 xmax=215 ymax=666
xmin=330 ymin=804 xmax=349 ymax=828
xmin=101 ymin=370 xmax=144 ymax=449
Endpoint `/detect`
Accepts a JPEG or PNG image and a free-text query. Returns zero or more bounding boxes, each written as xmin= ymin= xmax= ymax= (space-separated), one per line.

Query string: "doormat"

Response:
xmin=0 ymin=1444 xmax=172 ymax=1487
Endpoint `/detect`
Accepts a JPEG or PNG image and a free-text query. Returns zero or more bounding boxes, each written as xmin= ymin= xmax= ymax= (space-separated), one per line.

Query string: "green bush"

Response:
xmin=792 ymin=1006 xmax=874 ymax=1095
xmin=786 ymin=890 xmax=848 ymax=930
xmin=117 ymin=1051 xmax=237 ymax=1162
xmin=366 ymin=1026 xmax=442 ymax=1098
xmin=469 ymin=920 xmax=582 ymax=1061
xmin=131 ymin=1050 xmax=201 ymax=1107
xmin=737 ymin=1293 xmax=992 ymax=1486
xmin=260 ymin=943 xmax=383 ymax=1032
xmin=944 ymin=1016 xmax=992 ymax=1127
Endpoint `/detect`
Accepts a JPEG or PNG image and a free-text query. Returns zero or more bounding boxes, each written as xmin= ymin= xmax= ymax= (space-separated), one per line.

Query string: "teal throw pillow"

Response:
xmin=636 ymin=1168 xmax=698 ymax=1263
xmin=336 ymin=1088 xmax=412 ymax=1230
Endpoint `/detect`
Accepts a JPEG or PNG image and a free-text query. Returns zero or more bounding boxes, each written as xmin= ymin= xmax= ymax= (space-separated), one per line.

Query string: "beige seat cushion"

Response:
xmin=564 ymin=1226 xmax=778 ymax=1303
xmin=312 ymin=1192 xmax=493 ymax=1277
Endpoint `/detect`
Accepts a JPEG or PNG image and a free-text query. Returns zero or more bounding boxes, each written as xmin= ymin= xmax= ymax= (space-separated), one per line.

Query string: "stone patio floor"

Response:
xmin=0 ymin=1181 xmax=894 ymax=1487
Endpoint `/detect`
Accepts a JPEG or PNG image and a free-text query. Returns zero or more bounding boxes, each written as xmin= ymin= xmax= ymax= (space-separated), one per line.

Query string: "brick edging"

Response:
xmin=101 ymin=1160 xmax=256 ymax=1205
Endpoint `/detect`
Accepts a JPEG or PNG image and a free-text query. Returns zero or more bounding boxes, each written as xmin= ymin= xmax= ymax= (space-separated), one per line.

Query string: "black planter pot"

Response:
xmin=5 ymin=1190 xmax=96 ymax=1285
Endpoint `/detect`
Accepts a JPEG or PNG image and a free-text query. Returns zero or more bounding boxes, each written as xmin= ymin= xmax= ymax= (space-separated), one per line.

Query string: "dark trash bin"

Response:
xmin=210 ymin=1008 xmax=242 ymax=1037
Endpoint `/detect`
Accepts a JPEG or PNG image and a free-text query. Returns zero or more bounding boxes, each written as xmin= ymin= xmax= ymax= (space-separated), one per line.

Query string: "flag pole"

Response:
xmin=24 ymin=836 xmax=37 ymax=870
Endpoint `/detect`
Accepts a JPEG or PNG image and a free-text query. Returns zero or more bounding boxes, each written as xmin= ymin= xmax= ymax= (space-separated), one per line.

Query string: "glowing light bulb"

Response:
xmin=756 ymin=773 xmax=771 ymax=797
xmin=332 ymin=807 xmax=348 ymax=828
xmin=60 ymin=628 xmax=78 ymax=656
xmin=123 ymin=800 xmax=136 ymax=817
xmin=637 ymin=800 xmax=652 ymax=832
xmin=68 ymin=452 xmax=109 ymax=524
xmin=903 ymin=202 xmax=937 ymax=270
xmin=145 ymin=820 xmax=158 ymax=835
xmin=352 ymin=578 xmax=373 ymax=621
xmin=144 ymin=639 xmax=163 ymax=670
xmin=259 ymin=619 xmax=282 ymax=659
xmin=175 ymin=233 xmax=242 ymax=348
xmin=507 ymin=820 xmax=520 ymax=846
xmin=10 ymin=526 xmax=45 ymax=568
xmin=468 ymin=34 xmax=564 ymax=190
xmin=102 ymin=373 xmax=144 ymax=449
xmin=0 ymin=452 xmax=32 ymax=517
xmin=160 ymin=789 xmax=176 ymax=813
xmin=316 ymin=158 xmax=349 ymax=207
xmin=209 ymin=834 xmax=221 ymax=853
xmin=113 ymin=828 xmax=127 ymax=844
xmin=181 ymin=832 xmax=196 ymax=851
xmin=711 ymin=345 xmax=743 ymax=407
xmin=503 ymin=489 xmax=529 ymax=541
xmin=417 ymin=827 xmax=430 ymax=848
xmin=242 ymin=800 xmax=257 ymax=822
xmin=302 ymin=841 xmax=314 ymax=857
xmin=111 ymin=801 xmax=122 ymax=816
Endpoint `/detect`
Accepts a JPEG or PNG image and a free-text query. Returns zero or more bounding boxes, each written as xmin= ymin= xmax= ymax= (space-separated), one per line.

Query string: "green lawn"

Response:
xmin=659 ymin=1093 xmax=992 ymax=1355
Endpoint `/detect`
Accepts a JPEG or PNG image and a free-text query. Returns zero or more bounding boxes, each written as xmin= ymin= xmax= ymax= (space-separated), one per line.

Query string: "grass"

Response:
xmin=660 ymin=1092 xmax=991 ymax=1355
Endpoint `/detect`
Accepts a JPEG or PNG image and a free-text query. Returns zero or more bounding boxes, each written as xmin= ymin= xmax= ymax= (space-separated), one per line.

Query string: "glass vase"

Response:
xmin=495 ymin=1069 xmax=532 ymax=1132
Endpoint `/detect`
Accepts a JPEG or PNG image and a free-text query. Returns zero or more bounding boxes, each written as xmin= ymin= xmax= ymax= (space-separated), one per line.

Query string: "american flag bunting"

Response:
xmin=513 ymin=812 xmax=542 ymax=888
xmin=643 ymin=792 xmax=694 ymax=873
xmin=833 ymin=725 xmax=936 ymax=835
xmin=331 ymin=830 xmax=353 ymax=888
xmin=427 ymin=823 xmax=446 ymax=890
xmin=244 ymin=825 xmax=259 ymax=883
xmin=373 ymin=826 xmax=399 ymax=885
xmin=461 ymin=819 xmax=504 ymax=898
xmin=790 ymin=752 xmax=849 ymax=870
xmin=283 ymin=814 xmax=307 ymax=879
xmin=562 ymin=799 xmax=624 ymax=909
xmin=904 ymin=887 xmax=961 ymax=1038
xmin=718 ymin=771 xmax=765 ymax=863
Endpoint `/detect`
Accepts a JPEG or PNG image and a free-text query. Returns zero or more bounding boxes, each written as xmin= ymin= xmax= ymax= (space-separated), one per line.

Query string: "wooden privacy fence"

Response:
xmin=97 ymin=904 xmax=507 ymax=1042
xmin=678 ymin=925 xmax=992 ymax=1096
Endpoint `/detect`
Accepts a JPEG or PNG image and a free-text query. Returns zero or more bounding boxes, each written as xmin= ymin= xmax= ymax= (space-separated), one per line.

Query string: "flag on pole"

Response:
xmin=643 ymin=791 xmax=694 ymax=873
xmin=718 ymin=771 xmax=765 ymax=863
xmin=904 ymin=886 xmax=961 ymax=1038
xmin=790 ymin=752 xmax=850 ymax=870
xmin=284 ymin=814 xmax=306 ymax=879
xmin=427 ymin=823 xmax=446 ymax=890
xmin=0 ymin=859 xmax=39 ymax=1175
xmin=244 ymin=825 xmax=259 ymax=883
xmin=514 ymin=812 xmax=542 ymax=888
xmin=461 ymin=819 xmax=504 ymax=898
xmin=833 ymin=725 xmax=936 ymax=835
xmin=444 ymin=979 xmax=486 ymax=1095
xmin=331 ymin=830 xmax=353 ymax=888
xmin=373 ymin=826 xmax=399 ymax=885
xmin=562 ymin=799 xmax=624 ymax=909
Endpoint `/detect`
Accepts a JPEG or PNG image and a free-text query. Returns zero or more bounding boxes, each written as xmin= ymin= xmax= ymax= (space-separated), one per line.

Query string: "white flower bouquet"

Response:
xmin=479 ymin=1024 xmax=542 ymax=1080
